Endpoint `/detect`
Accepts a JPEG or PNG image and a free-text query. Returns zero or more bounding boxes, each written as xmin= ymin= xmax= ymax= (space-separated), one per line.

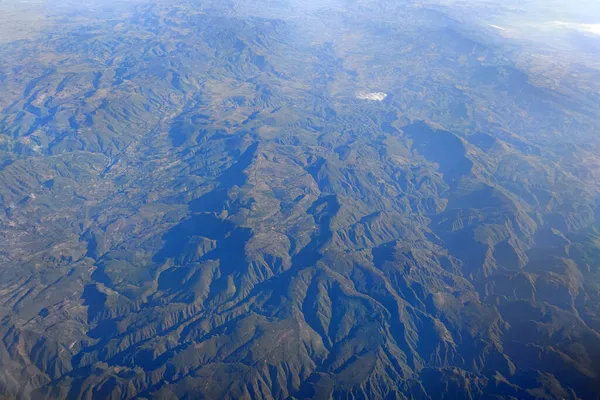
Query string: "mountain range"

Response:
xmin=0 ymin=0 xmax=600 ymax=398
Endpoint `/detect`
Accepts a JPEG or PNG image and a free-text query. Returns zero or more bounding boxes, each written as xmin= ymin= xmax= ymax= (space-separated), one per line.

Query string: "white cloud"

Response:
xmin=356 ymin=92 xmax=387 ymax=101
xmin=551 ymin=21 xmax=600 ymax=35
xmin=489 ymin=24 xmax=507 ymax=31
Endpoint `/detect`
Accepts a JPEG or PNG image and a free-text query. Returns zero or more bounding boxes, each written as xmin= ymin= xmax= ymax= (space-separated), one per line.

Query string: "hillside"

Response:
xmin=0 ymin=0 xmax=600 ymax=398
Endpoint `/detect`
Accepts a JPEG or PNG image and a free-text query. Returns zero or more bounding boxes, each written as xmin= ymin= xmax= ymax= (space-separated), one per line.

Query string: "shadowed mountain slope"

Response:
xmin=0 ymin=0 xmax=599 ymax=399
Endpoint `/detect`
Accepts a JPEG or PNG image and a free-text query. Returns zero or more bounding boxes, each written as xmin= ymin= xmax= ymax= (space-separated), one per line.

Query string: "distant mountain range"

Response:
xmin=0 ymin=0 xmax=599 ymax=398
